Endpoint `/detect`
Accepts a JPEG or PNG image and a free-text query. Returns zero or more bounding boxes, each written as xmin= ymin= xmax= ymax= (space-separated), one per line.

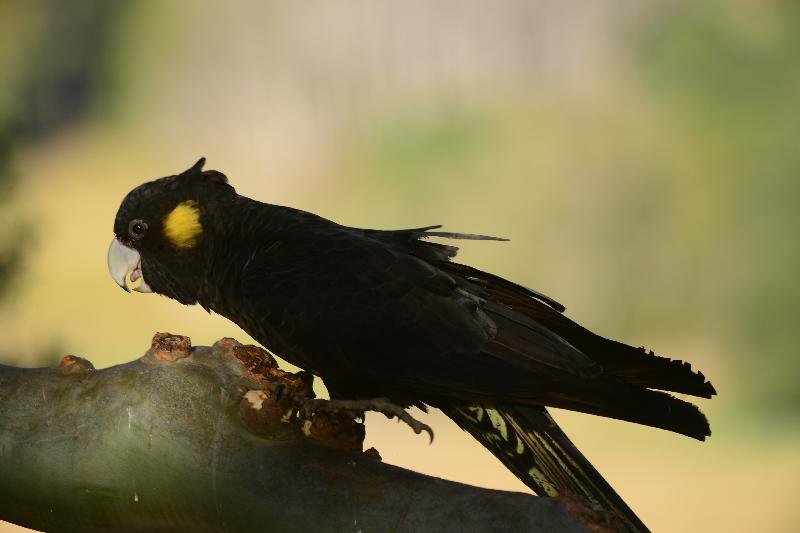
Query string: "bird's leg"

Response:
xmin=297 ymin=397 xmax=434 ymax=443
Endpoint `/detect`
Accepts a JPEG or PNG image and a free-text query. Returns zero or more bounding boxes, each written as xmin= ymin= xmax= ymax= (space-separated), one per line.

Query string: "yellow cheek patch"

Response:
xmin=163 ymin=201 xmax=203 ymax=248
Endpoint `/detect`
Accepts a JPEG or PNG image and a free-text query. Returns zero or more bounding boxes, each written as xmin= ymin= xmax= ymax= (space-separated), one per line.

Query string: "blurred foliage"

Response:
xmin=637 ymin=0 xmax=800 ymax=413
xmin=0 ymin=116 xmax=22 ymax=305
xmin=367 ymin=107 xmax=488 ymax=187
xmin=1 ymin=0 xmax=125 ymax=140
xmin=11 ymin=0 xmax=125 ymax=139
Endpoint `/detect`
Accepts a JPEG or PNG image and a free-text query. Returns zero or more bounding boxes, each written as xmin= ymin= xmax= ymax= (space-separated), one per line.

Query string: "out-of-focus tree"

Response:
xmin=0 ymin=129 xmax=21 ymax=302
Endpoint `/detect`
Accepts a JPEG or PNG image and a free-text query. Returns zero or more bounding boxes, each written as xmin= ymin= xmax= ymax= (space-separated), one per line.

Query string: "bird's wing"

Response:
xmin=237 ymin=224 xmax=596 ymax=398
xmin=437 ymin=261 xmax=716 ymax=398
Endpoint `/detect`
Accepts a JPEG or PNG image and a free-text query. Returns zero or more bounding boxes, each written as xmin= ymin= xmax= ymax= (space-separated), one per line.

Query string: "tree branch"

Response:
xmin=0 ymin=333 xmax=599 ymax=532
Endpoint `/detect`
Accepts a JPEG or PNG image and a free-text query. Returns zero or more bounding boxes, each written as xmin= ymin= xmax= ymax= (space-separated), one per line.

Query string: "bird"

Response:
xmin=108 ymin=158 xmax=716 ymax=532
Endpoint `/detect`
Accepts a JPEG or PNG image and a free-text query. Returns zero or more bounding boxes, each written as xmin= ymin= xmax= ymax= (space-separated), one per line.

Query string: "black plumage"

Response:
xmin=110 ymin=159 xmax=716 ymax=533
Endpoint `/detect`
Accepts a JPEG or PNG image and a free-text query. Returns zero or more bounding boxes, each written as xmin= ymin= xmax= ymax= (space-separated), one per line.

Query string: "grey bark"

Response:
xmin=0 ymin=333 xmax=596 ymax=532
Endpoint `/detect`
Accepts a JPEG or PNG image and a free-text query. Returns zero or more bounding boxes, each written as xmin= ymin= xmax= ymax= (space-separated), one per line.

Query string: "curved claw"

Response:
xmin=393 ymin=409 xmax=434 ymax=443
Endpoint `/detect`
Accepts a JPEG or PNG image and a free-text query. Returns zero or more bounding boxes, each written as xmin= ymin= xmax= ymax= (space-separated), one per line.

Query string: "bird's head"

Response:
xmin=108 ymin=157 xmax=235 ymax=304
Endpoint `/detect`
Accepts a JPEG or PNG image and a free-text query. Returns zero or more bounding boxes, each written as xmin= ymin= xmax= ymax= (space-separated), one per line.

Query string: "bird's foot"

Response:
xmin=298 ymin=397 xmax=434 ymax=443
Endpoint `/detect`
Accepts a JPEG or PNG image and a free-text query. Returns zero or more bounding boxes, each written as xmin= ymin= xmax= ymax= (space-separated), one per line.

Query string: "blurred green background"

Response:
xmin=1 ymin=1 xmax=798 ymax=531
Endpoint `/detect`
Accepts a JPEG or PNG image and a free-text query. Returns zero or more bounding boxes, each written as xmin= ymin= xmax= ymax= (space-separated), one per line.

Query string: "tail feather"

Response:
xmin=543 ymin=381 xmax=711 ymax=441
xmin=535 ymin=323 xmax=717 ymax=399
xmin=442 ymin=403 xmax=649 ymax=533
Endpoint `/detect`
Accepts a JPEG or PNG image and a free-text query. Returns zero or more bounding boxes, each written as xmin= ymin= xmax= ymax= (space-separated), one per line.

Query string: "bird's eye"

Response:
xmin=128 ymin=219 xmax=148 ymax=239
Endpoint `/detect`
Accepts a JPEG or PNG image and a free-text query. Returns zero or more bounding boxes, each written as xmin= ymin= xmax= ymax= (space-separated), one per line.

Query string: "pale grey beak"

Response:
xmin=107 ymin=237 xmax=152 ymax=293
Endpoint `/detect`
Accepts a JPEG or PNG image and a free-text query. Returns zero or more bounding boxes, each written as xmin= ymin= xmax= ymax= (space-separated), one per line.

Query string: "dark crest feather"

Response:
xmin=183 ymin=157 xmax=228 ymax=185
xmin=188 ymin=157 xmax=206 ymax=173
